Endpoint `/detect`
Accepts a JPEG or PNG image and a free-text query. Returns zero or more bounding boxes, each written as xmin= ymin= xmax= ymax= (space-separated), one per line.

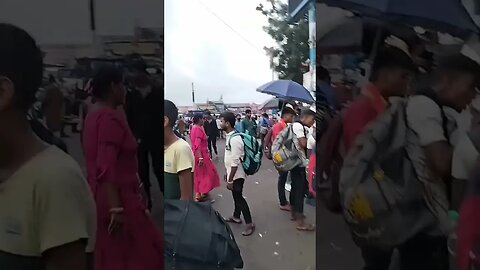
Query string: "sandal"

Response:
xmin=225 ymin=217 xmax=242 ymax=224
xmin=279 ymin=204 xmax=291 ymax=212
xmin=242 ymin=224 xmax=256 ymax=236
xmin=296 ymin=224 xmax=315 ymax=232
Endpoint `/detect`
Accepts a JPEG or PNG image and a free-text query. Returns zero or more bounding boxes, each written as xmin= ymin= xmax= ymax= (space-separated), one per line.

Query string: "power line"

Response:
xmin=195 ymin=0 xmax=267 ymax=56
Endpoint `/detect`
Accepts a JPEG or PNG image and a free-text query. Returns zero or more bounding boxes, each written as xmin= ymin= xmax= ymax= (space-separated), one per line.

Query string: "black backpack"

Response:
xmin=164 ymin=200 xmax=243 ymax=270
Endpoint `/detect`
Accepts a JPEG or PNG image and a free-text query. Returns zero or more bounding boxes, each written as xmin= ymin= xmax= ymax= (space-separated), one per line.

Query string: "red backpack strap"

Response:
xmin=317 ymin=112 xmax=344 ymax=178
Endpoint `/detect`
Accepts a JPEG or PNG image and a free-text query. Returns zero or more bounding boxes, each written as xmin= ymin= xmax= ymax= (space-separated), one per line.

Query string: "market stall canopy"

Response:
xmin=320 ymin=0 xmax=479 ymax=39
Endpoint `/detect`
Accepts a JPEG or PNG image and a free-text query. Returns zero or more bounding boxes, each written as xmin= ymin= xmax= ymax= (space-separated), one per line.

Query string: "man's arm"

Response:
xmin=407 ymin=96 xmax=452 ymax=181
xmin=177 ymin=144 xmax=195 ymax=199
xmin=424 ymin=142 xmax=453 ymax=181
xmin=178 ymin=169 xmax=193 ymax=200
xmin=293 ymin=123 xmax=308 ymax=150
xmin=228 ymin=137 xmax=243 ymax=182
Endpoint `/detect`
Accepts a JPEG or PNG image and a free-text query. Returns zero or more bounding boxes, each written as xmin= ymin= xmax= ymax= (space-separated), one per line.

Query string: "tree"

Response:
xmin=257 ymin=0 xmax=309 ymax=84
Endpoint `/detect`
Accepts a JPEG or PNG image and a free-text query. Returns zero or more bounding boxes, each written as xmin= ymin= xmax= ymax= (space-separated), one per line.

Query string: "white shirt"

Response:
xmin=225 ymin=131 xmax=246 ymax=180
xmin=406 ymin=95 xmax=456 ymax=235
xmin=216 ymin=118 xmax=222 ymax=129
xmin=307 ymin=126 xmax=315 ymax=150
xmin=292 ymin=122 xmax=308 ymax=139
xmin=452 ymin=133 xmax=479 ymax=180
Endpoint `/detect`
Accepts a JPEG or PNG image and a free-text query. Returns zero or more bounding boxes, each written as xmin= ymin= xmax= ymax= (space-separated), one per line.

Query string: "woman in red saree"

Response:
xmin=190 ymin=114 xmax=220 ymax=201
xmin=83 ymin=67 xmax=163 ymax=270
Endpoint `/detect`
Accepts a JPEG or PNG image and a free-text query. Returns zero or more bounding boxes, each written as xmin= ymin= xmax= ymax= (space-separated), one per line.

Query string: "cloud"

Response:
xmin=165 ymin=0 xmax=276 ymax=106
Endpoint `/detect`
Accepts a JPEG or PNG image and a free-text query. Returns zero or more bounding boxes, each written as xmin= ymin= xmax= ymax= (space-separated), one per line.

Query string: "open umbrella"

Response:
xmin=319 ymin=0 xmax=479 ymax=39
xmin=259 ymin=97 xmax=281 ymax=110
xmin=317 ymin=16 xmax=417 ymax=55
xmin=257 ymin=80 xmax=315 ymax=104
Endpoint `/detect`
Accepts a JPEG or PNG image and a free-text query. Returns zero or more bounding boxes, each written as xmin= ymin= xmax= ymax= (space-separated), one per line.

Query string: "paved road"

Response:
xmin=66 ymin=134 xmax=315 ymax=270
xmin=209 ymin=138 xmax=316 ymax=270
xmin=317 ymin=205 xmax=363 ymax=270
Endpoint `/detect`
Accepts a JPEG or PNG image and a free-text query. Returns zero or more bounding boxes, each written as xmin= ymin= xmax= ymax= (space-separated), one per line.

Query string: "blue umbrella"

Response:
xmin=257 ymin=80 xmax=315 ymax=104
xmin=320 ymin=0 xmax=479 ymax=38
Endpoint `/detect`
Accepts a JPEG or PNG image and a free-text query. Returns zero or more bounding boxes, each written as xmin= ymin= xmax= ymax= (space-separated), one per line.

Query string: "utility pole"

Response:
xmin=308 ymin=2 xmax=316 ymax=93
xmin=89 ymin=0 xmax=101 ymax=56
xmin=191 ymin=83 xmax=195 ymax=104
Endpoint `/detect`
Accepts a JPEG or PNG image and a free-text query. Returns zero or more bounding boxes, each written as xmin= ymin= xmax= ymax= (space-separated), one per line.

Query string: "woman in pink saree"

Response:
xmin=83 ymin=67 xmax=163 ymax=270
xmin=190 ymin=114 xmax=221 ymax=202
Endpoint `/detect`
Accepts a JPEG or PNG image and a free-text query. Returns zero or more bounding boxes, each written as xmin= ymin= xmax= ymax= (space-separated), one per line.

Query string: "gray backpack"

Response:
xmin=271 ymin=123 xmax=307 ymax=172
xmin=340 ymin=97 xmax=437 ymax=249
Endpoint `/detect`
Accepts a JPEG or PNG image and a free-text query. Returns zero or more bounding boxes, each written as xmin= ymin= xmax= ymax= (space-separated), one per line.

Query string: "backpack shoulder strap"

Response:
xmin=415 ymin=89 xmax=449 ymax=142
xmin=294 ymin=121 xmax=307 ymax=137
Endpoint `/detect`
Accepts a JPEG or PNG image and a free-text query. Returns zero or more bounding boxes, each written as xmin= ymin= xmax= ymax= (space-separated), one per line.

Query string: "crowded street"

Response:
xmin=66 ymin=132 xmax=315 ymax=269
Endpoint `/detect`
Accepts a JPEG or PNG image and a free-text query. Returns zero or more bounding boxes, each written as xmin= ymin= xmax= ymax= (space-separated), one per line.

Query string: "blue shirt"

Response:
xmin=318 ymin=81 xmax=337 ymax=111
xmin=234 ymin=121 xmax=243 ymax=132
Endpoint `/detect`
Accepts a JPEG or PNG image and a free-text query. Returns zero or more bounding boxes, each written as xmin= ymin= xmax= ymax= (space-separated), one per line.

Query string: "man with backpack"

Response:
xmin=289 ymin=108 xmax=316 ymax=231
xmin=341 ymin=50 xmax=480 ymax=270
xmin=341 ymin=47 xmax=416 ymax=269
xmin=402 ymin=54 xmax=480 ymax=269
xmin=268 ymin=104 xmax=296 ymax=211
xmin=221 ymin=111 xmax=256 ymax=236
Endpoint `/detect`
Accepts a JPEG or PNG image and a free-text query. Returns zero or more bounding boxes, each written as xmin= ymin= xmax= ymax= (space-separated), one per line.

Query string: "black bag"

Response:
xmin=164 ymin=200 xmax=244 ymax=270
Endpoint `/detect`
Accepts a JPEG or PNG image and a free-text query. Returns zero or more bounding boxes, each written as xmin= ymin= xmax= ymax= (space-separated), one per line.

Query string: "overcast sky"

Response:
xmin=164 ymin=0 xmax=276 ymax=106
xmin=0 ymin=0 xmax=163 ymax=45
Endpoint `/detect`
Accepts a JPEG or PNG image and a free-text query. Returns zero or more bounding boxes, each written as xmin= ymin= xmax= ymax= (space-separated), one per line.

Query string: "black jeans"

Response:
xmin=362 ymin=233 xmax=449 ymax=270
xmin=138 ymin=142 xmax=163 ymax=208
xmin=231 ymin=179 xmax=252 ymax=224
xmin=289 ymin=166 xmax=308 ymax=215
xmin=278 ymin=171 xmax=289 ymax=206
xmin=207 ymin=135 xmax=218 ymax=156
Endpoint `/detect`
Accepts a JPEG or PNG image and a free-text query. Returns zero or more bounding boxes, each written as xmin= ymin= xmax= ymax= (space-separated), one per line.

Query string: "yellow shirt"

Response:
xmin=164 ymin=139 xmax=194 ymax=199
xmin=0 ymin=146 xmax=96 ymax=268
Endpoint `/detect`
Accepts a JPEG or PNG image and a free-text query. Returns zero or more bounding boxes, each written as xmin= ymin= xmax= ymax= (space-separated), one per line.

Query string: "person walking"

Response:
xmin=204 ymin=113 xmax=219 ymax=158
xmin=190 ymin=114 xmax=221 ymax=202
xmin=83 ymin=66 xmax=163 ymax=270
xmin=164 ymin=100 xmax=195 ymax=200
xmin=221 ymin=112 xmax=255 ymax=236
xmin=0 ymin=23 xmax=96 ymax=270
xmin=271 ymin=105 xmax=296 ymax=211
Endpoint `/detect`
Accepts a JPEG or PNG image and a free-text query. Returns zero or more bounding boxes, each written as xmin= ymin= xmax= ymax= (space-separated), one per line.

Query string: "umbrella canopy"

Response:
xmin=320 ymin=0 xmax=479 ymax=38
xmin=257 ymin=80 xmax=315 ymax=104
xmin=259 ymin=97 xmax=281 ymax=110
xmin=317 ymin=9 xmax=417 ymax=55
